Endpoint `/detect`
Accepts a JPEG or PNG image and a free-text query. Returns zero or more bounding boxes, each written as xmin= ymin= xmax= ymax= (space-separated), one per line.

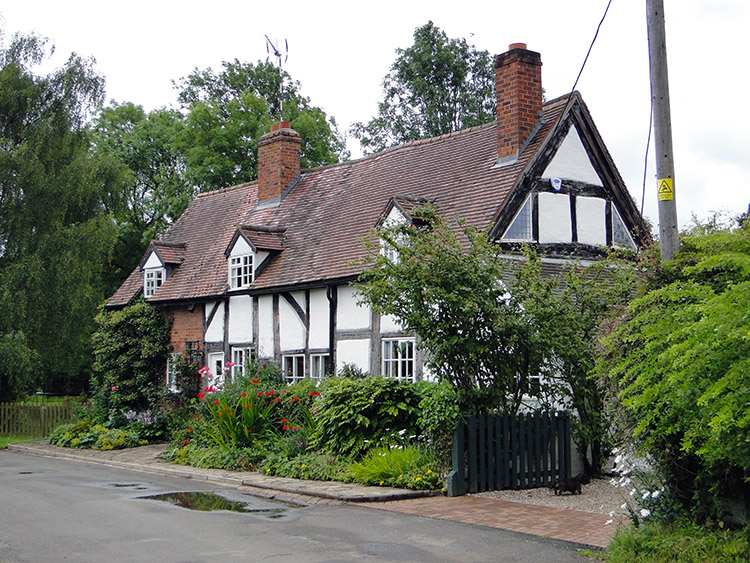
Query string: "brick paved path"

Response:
xmin=366 ymin=495 xmax=620 ymax=548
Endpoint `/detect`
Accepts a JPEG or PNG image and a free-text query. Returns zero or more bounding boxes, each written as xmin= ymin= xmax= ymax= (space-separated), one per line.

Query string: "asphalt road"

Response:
xmin=0 ymin=450 xmax=585 ymax=562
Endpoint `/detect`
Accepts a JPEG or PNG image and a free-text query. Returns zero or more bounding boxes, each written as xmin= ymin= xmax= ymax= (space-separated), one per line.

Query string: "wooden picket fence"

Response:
xmin=0 ymin=403 xmax=76 ymax=436
xmin=446 ymin=411 xmax=571 ymax=496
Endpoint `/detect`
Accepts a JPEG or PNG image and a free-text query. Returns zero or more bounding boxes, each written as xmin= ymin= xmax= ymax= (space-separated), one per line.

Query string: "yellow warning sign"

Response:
xmin=658 ymin=178 xmax=674 ymax=201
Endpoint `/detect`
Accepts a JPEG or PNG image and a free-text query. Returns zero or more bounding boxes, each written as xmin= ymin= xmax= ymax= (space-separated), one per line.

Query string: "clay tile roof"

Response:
xmin=237 ymin=225 xmax=285 ymax=251
xmin=107 ymin=95 xmax=572 ymax=307
xmin=149 ymin=241 xmax=187 ymax=265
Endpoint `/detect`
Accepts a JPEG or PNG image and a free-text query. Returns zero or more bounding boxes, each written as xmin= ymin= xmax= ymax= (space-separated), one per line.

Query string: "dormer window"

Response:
xmin=229 ymin=254 xmax=254 ymax=289
xmin=144 ymin=267 xmax=165 ymax=297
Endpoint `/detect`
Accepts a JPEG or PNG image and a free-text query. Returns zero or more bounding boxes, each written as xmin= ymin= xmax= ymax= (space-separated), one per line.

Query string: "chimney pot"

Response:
xmin=509 ymin=42 xmax=527 ymax=50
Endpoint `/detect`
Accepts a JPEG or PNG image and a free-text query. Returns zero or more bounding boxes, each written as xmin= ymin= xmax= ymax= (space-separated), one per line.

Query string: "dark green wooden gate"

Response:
xmin=446 ymin=411 xmax=571 ymax=497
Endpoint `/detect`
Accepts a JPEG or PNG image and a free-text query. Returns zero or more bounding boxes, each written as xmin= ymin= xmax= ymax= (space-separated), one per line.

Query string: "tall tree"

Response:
xmin=174 ymin=59 xmax=348 ymax=192
xmin=91 ymin=102 xmax=189 ymax=290
xmin=0 ymin=30 xmax=117 ymax=394
xmin=351 ymin=22 xmax=496 ymax=153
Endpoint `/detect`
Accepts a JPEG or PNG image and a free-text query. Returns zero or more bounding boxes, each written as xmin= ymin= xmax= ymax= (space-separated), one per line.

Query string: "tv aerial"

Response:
xmin=265 ymin=35 xmax=288 ymax=120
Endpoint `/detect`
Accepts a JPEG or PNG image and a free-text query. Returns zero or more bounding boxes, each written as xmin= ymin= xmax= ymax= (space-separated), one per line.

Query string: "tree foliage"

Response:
xmin=356 ymin=203 xmax=633 ymax=471
xmin=351 ymin=22 xmax=496 ymax=153
xmin=0 ymin=30 xmax=118 ymax=393
xmin=174 ymin=59 xmax=347 ymax=191
xmin=600 ymin=224 xmax=750 ymax=520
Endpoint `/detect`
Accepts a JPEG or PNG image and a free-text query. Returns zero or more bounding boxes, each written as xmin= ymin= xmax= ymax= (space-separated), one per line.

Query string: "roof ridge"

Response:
xmin=196 ymin=181 xmax=255 ymax=199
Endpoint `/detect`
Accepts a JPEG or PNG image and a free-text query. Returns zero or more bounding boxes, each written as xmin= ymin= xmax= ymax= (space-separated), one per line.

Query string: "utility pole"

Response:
xmin=647 ymin=0 xmax=679 ymax=261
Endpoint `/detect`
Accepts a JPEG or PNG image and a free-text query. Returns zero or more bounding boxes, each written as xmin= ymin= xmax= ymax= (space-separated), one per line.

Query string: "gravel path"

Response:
xmin=471 ymin=477 xmax=626 ymax=515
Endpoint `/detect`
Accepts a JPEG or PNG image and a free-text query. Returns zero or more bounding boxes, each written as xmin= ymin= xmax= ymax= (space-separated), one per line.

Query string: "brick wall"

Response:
xmin=495 ymin=44 xmax=543 ymax=161
xmin=164 ymin=305 xmax=204 ymax=354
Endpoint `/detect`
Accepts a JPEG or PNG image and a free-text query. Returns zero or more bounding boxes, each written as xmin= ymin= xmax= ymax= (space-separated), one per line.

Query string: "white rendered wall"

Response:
xmin=204 ymin=301 xmax=224 ymax=343
xmin=576 ymin=197 xmax=607 ymax=246
xmin=279 ymin=291 xmax=306 ymax=351
xmin=541 ymin=127 xmax=603 ymax=186
xmin=143 ymin=251 xmax=163 ymax=268
xmin=309 ymin=289 xmax=329 ymax=349
xmin=538 ymin=192 xmax=572 ymax=243
xmin=229 ymin=236 xmax=253 ymax=256
xmin=257 ymin=295 xmax=274 ymax=357
xmin=228 ymin=295 xmax=253 ymax=343
xmin=336 ymin=339 xmax=370 ymax=373
xmin=337 ymin=286 xmax=370 ymax=330
xmin=380 ymin=314 xmax=402 ymax=333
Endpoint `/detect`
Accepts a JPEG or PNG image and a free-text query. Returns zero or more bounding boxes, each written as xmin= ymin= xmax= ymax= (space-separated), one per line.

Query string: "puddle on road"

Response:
xmin=139 ymin=491 xmax=290 ymax=519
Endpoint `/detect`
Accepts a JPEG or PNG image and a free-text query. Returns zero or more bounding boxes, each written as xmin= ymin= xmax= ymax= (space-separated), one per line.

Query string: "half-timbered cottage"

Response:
xmin=107 ymin=43 xmax=649 ymax=388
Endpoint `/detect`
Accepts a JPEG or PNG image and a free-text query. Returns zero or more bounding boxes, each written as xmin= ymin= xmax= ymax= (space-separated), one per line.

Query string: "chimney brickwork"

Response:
xmin=257 ymin=121 xmax=301 ymax=204
xmin=495 ymin=43 xmax=543 ymax=162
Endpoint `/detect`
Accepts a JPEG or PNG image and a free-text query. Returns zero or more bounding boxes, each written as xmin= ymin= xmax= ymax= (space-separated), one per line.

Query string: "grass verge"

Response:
xmin=0 ymin=435 xmax=42 ymax=449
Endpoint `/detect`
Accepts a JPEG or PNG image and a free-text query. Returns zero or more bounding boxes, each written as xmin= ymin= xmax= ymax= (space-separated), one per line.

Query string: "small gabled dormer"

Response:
xmin=140 ymin=241 xmax=186 ymax=298
xmin=377 ymin=196 xmax=434 ymax=263
xmin=225 ymin=225 xmax=285 ymax=289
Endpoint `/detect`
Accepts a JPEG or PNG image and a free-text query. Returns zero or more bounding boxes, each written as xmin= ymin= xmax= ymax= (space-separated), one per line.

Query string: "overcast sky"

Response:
xmin=2 ymin=0 xmax=748 ymax=230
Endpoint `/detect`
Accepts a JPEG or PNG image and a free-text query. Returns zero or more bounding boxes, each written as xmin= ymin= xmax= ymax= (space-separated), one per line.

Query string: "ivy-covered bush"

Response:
xmin=311 ymin=376 xmax=423 ymax=457
xmin=91 ymin=299 xmax=171 ymax=414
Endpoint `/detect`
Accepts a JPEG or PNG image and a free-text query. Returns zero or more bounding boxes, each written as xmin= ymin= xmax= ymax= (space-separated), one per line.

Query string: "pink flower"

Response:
xmin=111 ymin=386 xmax=117 ymax=391
xmin=226 ymin=361 xmax=234 ymax=367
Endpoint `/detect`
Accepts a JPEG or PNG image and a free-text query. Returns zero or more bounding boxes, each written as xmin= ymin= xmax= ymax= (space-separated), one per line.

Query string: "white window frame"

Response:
xmin=166 ymin=353 xmax=179 ymax=392
xmin=282 ymin=354 xmax=305 ymax=385
xmin=502 ymin=195 xmax=534 ymax=242
xmin=231 ymin=347 xmax=252 ymax=381
xmin=382 ymin=338 xmax=416 ymax=382
xmin=310 ymin=353 xmax=329 ymax=382
xmin=144 ymin=267 xmax=165 ymax=297
xmin=229 ymin=254 xmax=254 ymax=289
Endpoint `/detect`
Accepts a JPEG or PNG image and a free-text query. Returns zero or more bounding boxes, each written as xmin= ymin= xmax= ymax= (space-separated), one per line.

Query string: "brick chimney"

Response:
xmin=257 ymin=121 xmax=301 ymax=206
xmin=495 ymin=43 xmax=543 ymax=164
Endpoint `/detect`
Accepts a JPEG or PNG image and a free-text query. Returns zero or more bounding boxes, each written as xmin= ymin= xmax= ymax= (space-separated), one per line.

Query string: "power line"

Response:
xmin=571 ymin=0 xmax=614 ymax=93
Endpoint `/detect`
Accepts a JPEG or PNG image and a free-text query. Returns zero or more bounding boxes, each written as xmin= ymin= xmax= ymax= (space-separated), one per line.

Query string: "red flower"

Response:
xmin=281 ymin=419 xmax=286 ymax=423
xmin=245 ymin=404 xmax=250 ymax=409
xmin=218 ymin=413 xmax=222 ymax=417
xmin=194 ymin=415 xmax=200 ymax=420
xmin=282 ymin=425 xmax=287 ymax=431
xmin=183 ymin=440 xmax=188 ymax=445
xmin=257 ymin=391 xmax=262 ymax=396
xmin=276 ymin=398 xmax=281 ymax=402
xmin=292 ymin=397 xmax=298 ymax=402
xmin=241 ymin=392 xmax=247 ymax=397
xmin=309 ymin=391 xmax=315 ymax=397
xmin=188 ymin=429 xmax=193 ymax=433
xmin=214 ymin=400 xmax=219 ymax=405
xmin=251 ymin=378 xmax=259 ymax=384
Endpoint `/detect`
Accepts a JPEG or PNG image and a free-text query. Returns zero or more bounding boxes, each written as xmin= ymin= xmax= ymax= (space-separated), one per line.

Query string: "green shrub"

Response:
xmin=414 ymin=381 xmax=463 ymax=467
xmin=605 ymin=521 xmax=750 ymax=562
xmin=350 ymin=445 xmax=442 ymax=490
xmin=49 ymin=418 xmax=147 ymax=450
xmin=166 ymin=442 xmax=272 ymax=471
xmin=312 ymin=376 xmax=423 ymax=457
xmin=259 ymin=451 xmax=352 ymax=482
